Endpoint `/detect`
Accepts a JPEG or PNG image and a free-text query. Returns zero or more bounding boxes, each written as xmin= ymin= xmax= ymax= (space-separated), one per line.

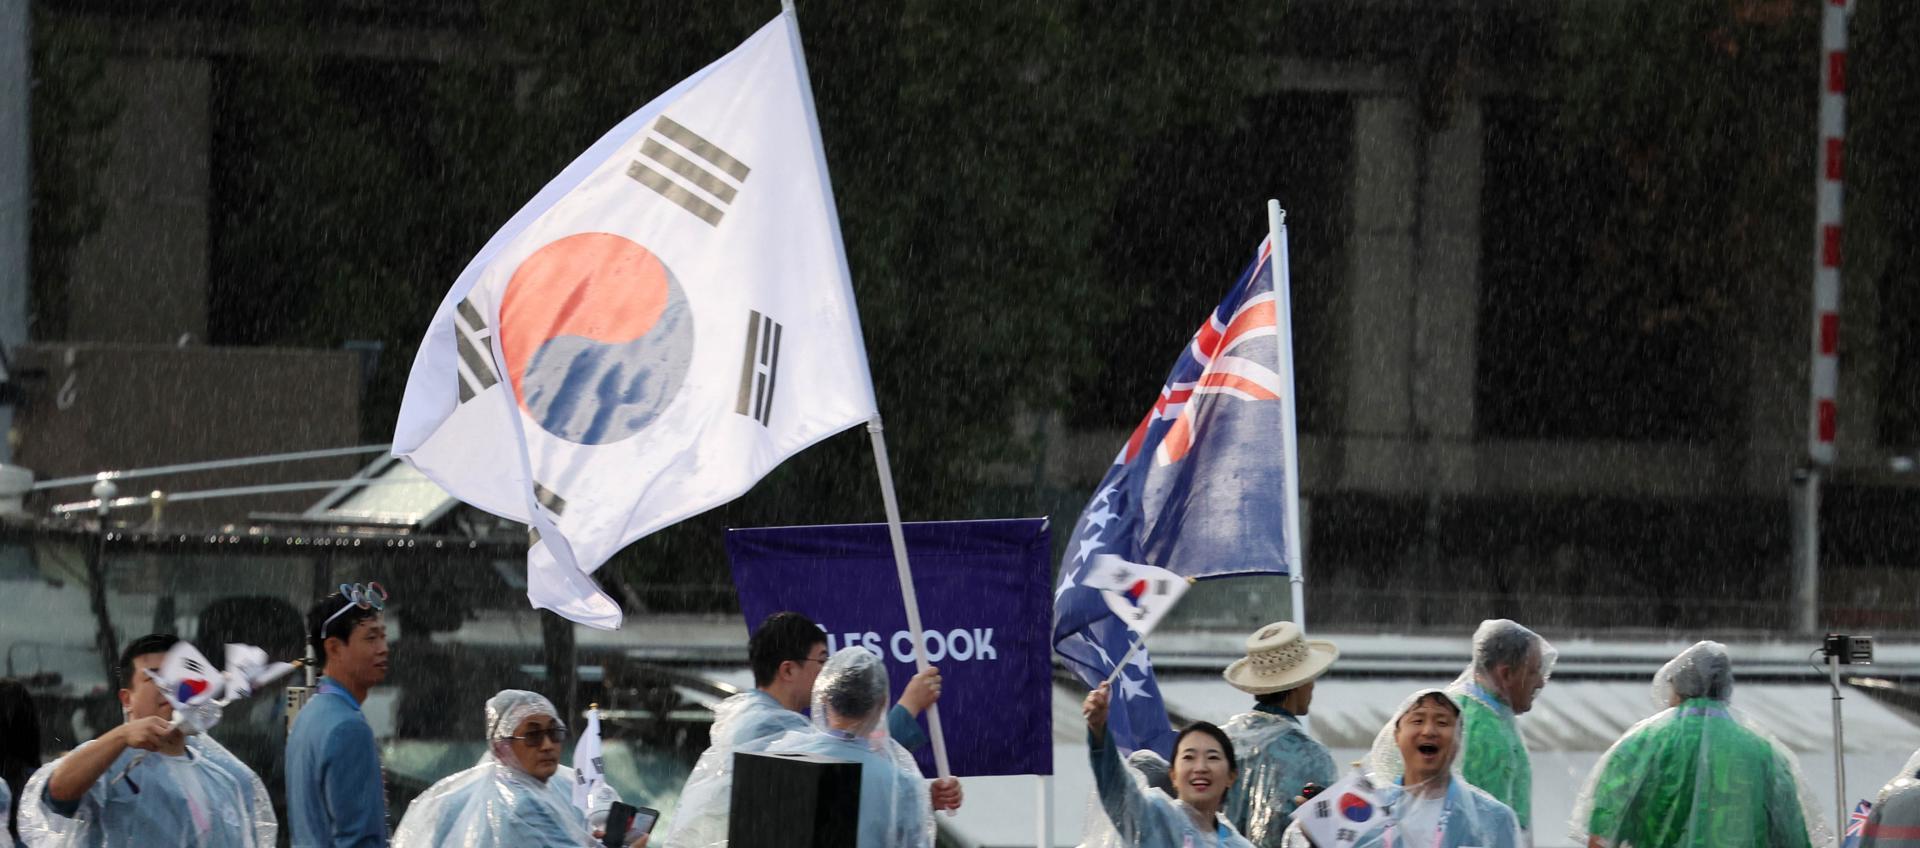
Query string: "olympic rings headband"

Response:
xmin=319 ymin=581 xmax=389 ymax=640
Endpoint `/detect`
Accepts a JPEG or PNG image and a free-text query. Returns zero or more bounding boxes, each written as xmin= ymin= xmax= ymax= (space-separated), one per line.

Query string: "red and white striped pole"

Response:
xmin=1793 ymin=0 xmax=1853 ymax=643
xmin=1808 ymin=0 xmax=1850 ymax=466
xmin=1806 ymin=9 xmax=1855 ymax=826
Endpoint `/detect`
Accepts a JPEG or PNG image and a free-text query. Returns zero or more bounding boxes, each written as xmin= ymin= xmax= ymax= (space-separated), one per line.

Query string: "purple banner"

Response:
xmin=727 ymin=518 xmax=1053 ymax=777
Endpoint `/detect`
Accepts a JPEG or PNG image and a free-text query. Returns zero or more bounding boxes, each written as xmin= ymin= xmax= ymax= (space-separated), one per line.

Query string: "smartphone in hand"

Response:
xmin=602 ymin=802 xmax=660 ymax=847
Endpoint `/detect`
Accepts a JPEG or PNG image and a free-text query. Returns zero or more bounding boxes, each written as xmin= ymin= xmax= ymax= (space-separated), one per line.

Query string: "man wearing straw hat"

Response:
xmin=1220 ymin=622 xmax=1339 ymax=848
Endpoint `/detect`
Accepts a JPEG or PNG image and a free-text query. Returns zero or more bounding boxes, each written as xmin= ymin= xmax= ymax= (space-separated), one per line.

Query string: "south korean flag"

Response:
xmin=1083 ymin=555 xmax=1191 ymax=637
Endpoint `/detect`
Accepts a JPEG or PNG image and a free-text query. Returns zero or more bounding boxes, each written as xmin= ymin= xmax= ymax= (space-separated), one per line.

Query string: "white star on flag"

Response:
xmin=1091 ymin=483 xmax=1119 ymax=508
xmin=1129 ymin=646 xmax=1153 ymax=674
xmin=1084 ymin=503 xmax=1119 ymax=529
xmin=1074 ymin=535 xmax=1104 ymax=563
xmin=1118 ymin=673 xmax=1149 ymax=702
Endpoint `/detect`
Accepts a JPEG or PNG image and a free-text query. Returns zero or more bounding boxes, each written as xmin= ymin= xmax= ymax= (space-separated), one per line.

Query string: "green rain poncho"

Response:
xmin=1570 ymin=641 xmax=1830 ymax=848
xmin=1445 ymin=619 xmax=1555 ymax=832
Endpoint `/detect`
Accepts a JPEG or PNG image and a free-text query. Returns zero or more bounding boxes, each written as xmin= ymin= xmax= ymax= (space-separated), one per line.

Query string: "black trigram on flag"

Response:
xmin=626 ymin=115 xmax=752 ymax=227
xmin=455 ymin=296 xmax=499 ymax=404
xmin=736 ymin=310 xmax=782 ymax=427
xmin=533 ymin=482 xmax=567 ymax=517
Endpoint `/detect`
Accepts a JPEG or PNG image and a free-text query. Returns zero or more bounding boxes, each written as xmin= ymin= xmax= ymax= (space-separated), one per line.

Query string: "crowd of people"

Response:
xmin=1081 ymin=618 xmax=1920 ymax=848
xmin=0 ymin=598 xmax=962 ymax=848
xmin=2 ymin=597 xmax=1919 ymax=847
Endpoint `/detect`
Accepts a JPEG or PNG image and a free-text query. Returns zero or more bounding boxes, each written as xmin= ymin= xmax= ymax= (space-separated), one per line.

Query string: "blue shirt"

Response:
xmin=286 ymin=678 xmax=388 ymax=847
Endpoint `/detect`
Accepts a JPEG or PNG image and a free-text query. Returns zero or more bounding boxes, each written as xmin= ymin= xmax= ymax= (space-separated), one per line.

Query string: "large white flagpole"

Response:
xmin=866 ymin=419 xmax=955 ymax=781
xmin=1267 ymin=200 xmax=1309 ymax=635
xmin=780 ymin=0 xmax=954 ymax=782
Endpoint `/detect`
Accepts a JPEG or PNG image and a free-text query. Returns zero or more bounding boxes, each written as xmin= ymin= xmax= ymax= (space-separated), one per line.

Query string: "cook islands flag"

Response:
xmin=393 ymin=12 xmax=876 ymax=629
xmin=1053 ymin=233 xmax=1298 ymax=755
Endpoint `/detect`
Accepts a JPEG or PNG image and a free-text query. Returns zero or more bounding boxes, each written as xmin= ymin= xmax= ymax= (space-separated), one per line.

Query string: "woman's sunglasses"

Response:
xmin=509 ymin=724 xmax=570 ymax=747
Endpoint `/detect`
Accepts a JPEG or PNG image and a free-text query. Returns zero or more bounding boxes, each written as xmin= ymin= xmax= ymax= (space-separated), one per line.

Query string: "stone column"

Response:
xmin=67 ymin=57 xmax=209 ymax=345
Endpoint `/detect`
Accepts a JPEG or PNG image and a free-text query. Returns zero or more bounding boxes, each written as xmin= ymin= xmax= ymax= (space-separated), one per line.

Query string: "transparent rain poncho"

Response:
xmin=1282 ymin=688 xmax=1522 ymax=848
xmin=391 ymin=690 xmax=600 ymax=848
xmin=1878 ymin=748 xmax=1920 ymax=804
xmin=764 ymin=648 xmax=934 ymax=848
xmin=1086 ymin=718 xmax=1253 ymax=848
xmin=1865 ymin=755 xmax=1920 ymax=844
xmin=657 ymin=684 xmax=813 ymax=848
xmin=1444 ymin=619 xmax=1556 ymax=833
xmin=1078 ymin=750 xmax=1179 ymax=848
xmin=18 ymin=732 xmax=276 ymax=847
xmin=1221 ymin=707 xmax=1337 ymax=848
xmin=1569 ymin=641 xmax=1830 ymax=848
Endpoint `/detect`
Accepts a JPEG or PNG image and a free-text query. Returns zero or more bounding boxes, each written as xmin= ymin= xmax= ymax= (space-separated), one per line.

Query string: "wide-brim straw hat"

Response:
xmin=1223 ymin=621 xmax=1339 ymax=695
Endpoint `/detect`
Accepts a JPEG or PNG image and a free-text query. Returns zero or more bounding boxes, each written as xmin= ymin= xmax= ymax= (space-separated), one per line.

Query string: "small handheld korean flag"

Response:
xmin=144 ymin=642 xmax=225 ymax=735
xmin=1084 ymin=555 xmax=1190 ymax=637
xmin=393 ymin=11 xmax=878 ymax=629
xmin=1289 ymin=773 xmax=1390 ymax=847
xmin=573 ymin=705 xmax=606 ymax=815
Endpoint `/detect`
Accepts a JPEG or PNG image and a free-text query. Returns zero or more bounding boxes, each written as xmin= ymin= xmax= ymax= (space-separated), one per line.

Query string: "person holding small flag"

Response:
xmin=16 ymin=634 xmax=277 ymax=847
xmin=1084 ymin=680 xmax=1253 ymax=848
xmin=1570 ymin=641 xmax=1827 ymax=848
xmin=1445 ymin=619 xmax=1553 ymax=838
xmin=1284 ymin=689 xmax=1521 ymax=848
xmin=1221 ymin=622 xmax=1340 ymax=847
xmin=392 ymin=690 xmax=643 ymax=847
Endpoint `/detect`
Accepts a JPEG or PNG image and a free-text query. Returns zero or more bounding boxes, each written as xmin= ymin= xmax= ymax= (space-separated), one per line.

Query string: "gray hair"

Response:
xmin=814 ymin=646 xmax=890 ymax=733
xmin=1655 ymin=641 xmax=1735 ymax=704
xmin=1471 ymin=619 xmax=1544 ymax=675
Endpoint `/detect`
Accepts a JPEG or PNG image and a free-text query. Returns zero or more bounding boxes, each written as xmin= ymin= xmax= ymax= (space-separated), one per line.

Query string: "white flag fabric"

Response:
xmin=1083 ymin=554 xmax=1191 ymax=637
xmin=1288 ymin=772 xmax=1390 ymax=846
xmin=393 ymin=13 xmax=877 ymax=629
xmin=144 ymin=641 xmax=226 ymax=735
xmin=572 ymin=706 xmax=604 ymax=815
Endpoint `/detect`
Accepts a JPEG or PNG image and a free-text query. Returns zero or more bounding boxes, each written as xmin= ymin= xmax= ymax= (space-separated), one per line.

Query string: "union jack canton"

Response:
xmin=1053 ymin=233 xmax=1299 ymax=756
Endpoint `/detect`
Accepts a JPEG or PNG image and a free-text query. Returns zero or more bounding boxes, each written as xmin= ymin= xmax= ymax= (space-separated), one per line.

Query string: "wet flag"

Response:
xmin=1083 ymin=554 xmax=1189 ymax=637
xmin=1053 ymin=236 xmax=1295 ymax=756
xmin=393 ymin=13 xmax=877 ymax=629
xmin=572 ymin=705 xmax=605 ymax=814
xmin=1290 ymin=773 xmax=1389 ymax=847
xmin=1845 ymin=799 xmax=1872 ymax=848
xmin=728 ymin=518 xmax=1055 ymax=777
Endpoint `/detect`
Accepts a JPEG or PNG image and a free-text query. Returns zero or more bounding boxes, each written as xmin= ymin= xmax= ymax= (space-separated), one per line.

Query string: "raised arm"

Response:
xmin=1085 ymin=683 xmax=1157 ymax=847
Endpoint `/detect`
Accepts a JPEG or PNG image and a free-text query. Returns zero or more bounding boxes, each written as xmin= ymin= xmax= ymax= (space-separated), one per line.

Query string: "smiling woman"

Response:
xmin=1083 ymin=681 xmax=1255 ymax=848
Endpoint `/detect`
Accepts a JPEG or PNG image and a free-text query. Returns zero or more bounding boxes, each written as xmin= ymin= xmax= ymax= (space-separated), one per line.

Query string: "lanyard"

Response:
xmin=1384 ymin=784 xmax=1453 ymax=848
